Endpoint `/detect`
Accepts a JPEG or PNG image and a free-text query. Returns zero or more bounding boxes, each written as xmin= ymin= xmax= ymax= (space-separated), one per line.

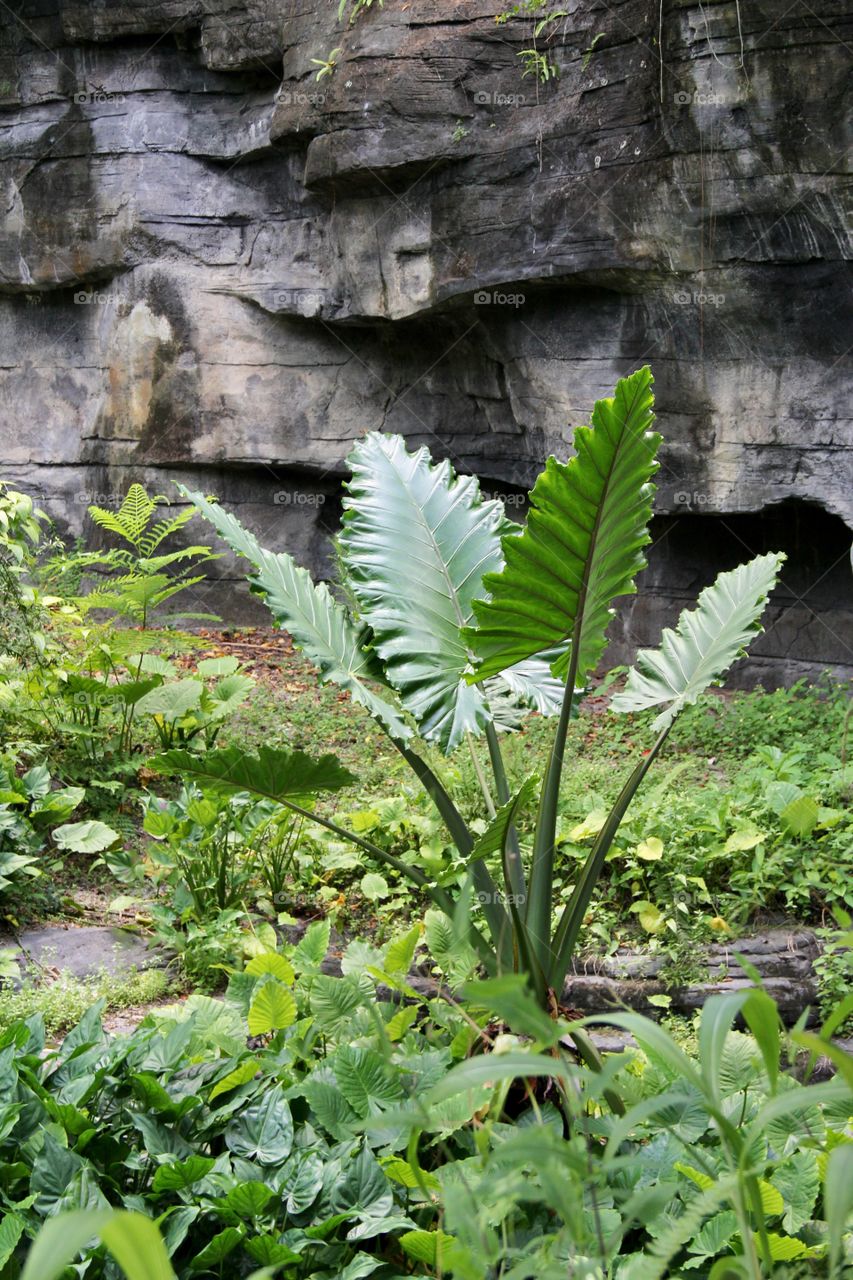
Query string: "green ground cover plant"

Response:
xmin=4 ymin=931 xmax=852 ymax=1278
xmin=0 ymin=965 xmax=171 ymax=1039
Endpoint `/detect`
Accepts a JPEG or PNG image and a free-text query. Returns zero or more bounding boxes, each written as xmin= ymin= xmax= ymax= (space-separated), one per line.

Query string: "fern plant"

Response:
xmin=68 ymin=484 xmax=218 ymax=629
xmin=155 ymin=368 xmax=784 ymax=1018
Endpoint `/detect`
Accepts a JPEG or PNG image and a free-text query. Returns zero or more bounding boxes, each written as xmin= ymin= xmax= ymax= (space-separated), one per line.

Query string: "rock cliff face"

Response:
xmin=1 ymin=0 xmax=850 ymax=678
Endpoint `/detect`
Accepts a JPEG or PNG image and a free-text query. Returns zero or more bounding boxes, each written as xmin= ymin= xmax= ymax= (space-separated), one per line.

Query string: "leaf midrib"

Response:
xmin=570 ymin=381 xmax=648 ymax=665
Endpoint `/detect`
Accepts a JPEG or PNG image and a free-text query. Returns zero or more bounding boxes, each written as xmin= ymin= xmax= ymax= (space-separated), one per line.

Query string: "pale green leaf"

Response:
xmin=339 ymin=433 xmax=512 ymax=751
xmin=177 ymin=485 xmax=411 ymax=742
xmin=611 ymin=553 xmax=785 ymax=730
xmin=247 ymin=982 xmax=297 ymax=1035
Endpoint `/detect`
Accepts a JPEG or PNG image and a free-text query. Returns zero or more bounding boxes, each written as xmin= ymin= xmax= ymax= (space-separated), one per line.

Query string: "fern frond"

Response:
xmin=137 ymin=507 xmax=198 ymax=557
xmin=137 ymin=548 xmax=218 ymax=575
xmin=89 ymin=484 xmax=162 ymax=548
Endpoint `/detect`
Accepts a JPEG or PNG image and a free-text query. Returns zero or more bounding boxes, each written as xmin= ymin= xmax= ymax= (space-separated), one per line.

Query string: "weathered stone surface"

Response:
xmin=11 ymin=923 xmax=162 ymax=981
xmin=0 ymin=0 xmax=850 ymax=675
xmin=279 ymin=918 xmax=825 ymax=1026
xmin=567 ymin=928 xmax=822 ymax=1022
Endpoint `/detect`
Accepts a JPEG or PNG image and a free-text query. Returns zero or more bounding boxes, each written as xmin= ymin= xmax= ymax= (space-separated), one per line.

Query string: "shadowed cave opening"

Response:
xmin=204 ymin=476 xmax=851 ymax=685
xmin=608 ymin=499 xmax=853 ymax=684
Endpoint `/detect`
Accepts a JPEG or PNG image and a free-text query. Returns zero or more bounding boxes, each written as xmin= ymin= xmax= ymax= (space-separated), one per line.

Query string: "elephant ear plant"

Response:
xmin=156 ymin=367 xmax=784 ymax=1015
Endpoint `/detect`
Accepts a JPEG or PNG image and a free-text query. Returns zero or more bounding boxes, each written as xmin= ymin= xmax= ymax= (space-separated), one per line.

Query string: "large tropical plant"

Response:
xmin=158 ymin=367 xmax=784 ymax=1012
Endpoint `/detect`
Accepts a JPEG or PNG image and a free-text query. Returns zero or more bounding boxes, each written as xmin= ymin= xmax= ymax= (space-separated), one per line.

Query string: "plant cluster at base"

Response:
xmin=7 ymin=940 xmax=853 ymax=1278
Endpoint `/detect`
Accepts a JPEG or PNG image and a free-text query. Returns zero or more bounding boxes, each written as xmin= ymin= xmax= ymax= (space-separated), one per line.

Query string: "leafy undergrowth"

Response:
xmin=224 ymin=637 xmax=851 ymax=955
xmin=0 ymin=965 xmax=173 ymax=1038
xmin=6 ymin=923 xmax=853 ymax=1279
xmin=4 ymin=622 xmax=850 ymax=1008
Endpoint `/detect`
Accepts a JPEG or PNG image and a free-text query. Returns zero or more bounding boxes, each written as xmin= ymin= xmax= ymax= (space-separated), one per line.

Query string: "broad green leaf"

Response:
xmin=148 ymin=745 xmax=354 ymax=802
xmin=708 ymin=1258 xmax=752 ymax=1279
xmin=631 ymin=899 xmax=665 ymax=934
xmin=675 ymin=1163 xmax=715 ymax=1192
xmin=335 ymin=1045 xmax=404 ymax=1117
xmin=135 ymin=678 xmax=202 ymax=719
xmin=337 ymin=1254 xmax=387 ymax=1279
xmin=384 ymin=925 xmax=421 ymax=976
xmin=244 ymin=952 xmax=295 ymax=984
xmin=189 ymin=1227 xmax=243 ymax=1271
xmin=758 ymin=1179 xmax=784 ymax=1217
xmin=283 ymin=1150 xmax=324 ymax=1214
xmin=339 ymin=433 xmax=512 ymax=751
xmin=568 ymin=810 xmax=607 ymax=841
xmin=386 ymin=1006 xmax=418 ymax=1041
xmin=423 ymin=909 xmax=478 ymax=985
xmin=31 ymin=1133 xmax=86 ymax=1214
xmin=466 ymin=366 xmax=660 ymax=681
xmin=247 ymin=981 xmax=297 ymax=1036
xmin=401 ymin=1230 xmax=456 ymax=1264
xmin=223 ymin=1182 xmax=273 ymax=1219
xmin=302 ymin=1079 xmax=360 ymax=1140
xmin=29 ymin=786 xmax=85 ymax=825
xmin=360 ymin=872 xmax=389 ymax=901
xmin=329 ymin=1146 xmax=393 ymax=1220
xmin=494 ymin=654 xmax=567 ymax=715
xmin=761 ymin=1232 xmax=808 ymax=1261
xmin=687 ymin=1210 xmax=738 ymax=1259
xmin=195 ymin=655 xmax=240 ymax=677
xmin=152 ymin=1157 xmax=215 ymax=1193
xmin=292 ymin=919 xmax=331 ymax=971
xmin=779 ymin=794 xmax=819 ymax=838
xmin=764 ymin=781 xmax=802 ymax=814
xmin=53 ymin=820 xmax=120 ymax=853
xmin=225 ymin=1093 xmax=293 ymax=1164
xmin=176 ymin=486 xmax=412 ymax=741
xmin=771 ymin=1152 xmax=820 ymax=1232
xmin=611 ymin=553 xmax=785 ymax=731
xmin=310 ymin=974 xmax=365 ymax=1032
xmin=0 ymin=1215 xmax=24 ymax=1269
xmin=209 ymin=1060 xmax=258 ymax=1102
xmin=724 ymin=828 xmax=765 ymax=853
xmin=382 ymin=1158 xmax=441 ymax=1193
xmin=751 ymin=1081 xmax=846 ymax=1149
xmin=138 ymin=653 xmax=177 ymax=677
xmin=636 ymin=836 xmax=664 ymax=861
xmin=244 ymin=1235 xmax=302 ymax=1266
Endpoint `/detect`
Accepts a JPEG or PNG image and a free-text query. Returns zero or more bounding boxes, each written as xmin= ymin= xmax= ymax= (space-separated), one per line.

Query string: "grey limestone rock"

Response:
xmin=0 ymin=0 xmax=850 ymax=675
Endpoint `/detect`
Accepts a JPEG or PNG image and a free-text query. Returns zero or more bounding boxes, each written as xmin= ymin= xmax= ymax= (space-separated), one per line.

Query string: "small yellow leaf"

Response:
xmin=639 ymin=906 xmax=665 ymax=933
xmin=709 ymin=915 xmax=732 ymax=934
xmin=210 ymin=1059 xmax=258 ymax=1101
xmin=569 ymin=810 xmax=607 ymax=841
xmin=758 ymin=1179 xmax=784 ymax=1217
xmin=636 ymin=836 xmax=664 ymax=861
xmin=724 ymin=829 xmax=766 ymax=853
